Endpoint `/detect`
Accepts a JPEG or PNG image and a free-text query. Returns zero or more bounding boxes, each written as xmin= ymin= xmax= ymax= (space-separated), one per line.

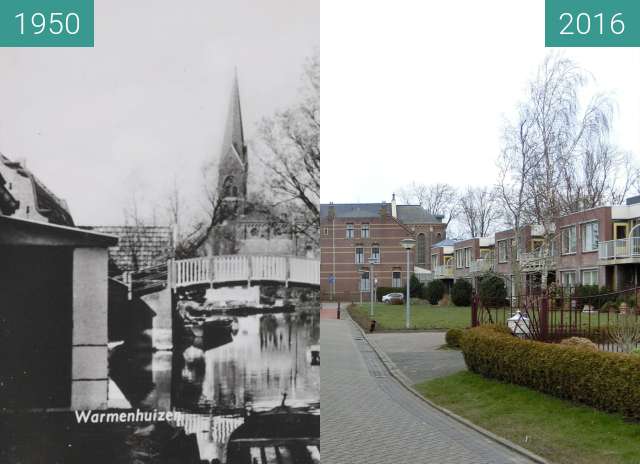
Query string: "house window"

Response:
xmin=431 ymin=254 xmax=438 ymax=270
xmin=371 ymin=246 xmax=380 ymax=263
xmin=561 ymin=271 xmax=576 ymax=288
xmin=561 ymin=226 xmax=577 ymax=255
xmin=416 ymin=233 xmax=426 ymax=266
xmin=360 ymin=271 xmax=370 ymax=292
xmin=361 ymin=223 xmax=370 ymax=239
xmin=581 ymin=269 xmax=598 ymax=286
xmin=464 ymin=248 xmax=471 ymax=268
xmin=455 ymin=249 xmax=464 ymax=269
xmin=324 ymin=227 xmax=329 ymax=235
xmin=498 ymin=240 xmax=507 ymax=263
xmin=392 ymin=271 xmax=402 ymax=288
xmin=581 ymin=222 xmax=599 ymax=252
xmin=355 ymin=247 xmax=364 ymax=264
xmin=346 ymin=223 xmax=354 ymax=239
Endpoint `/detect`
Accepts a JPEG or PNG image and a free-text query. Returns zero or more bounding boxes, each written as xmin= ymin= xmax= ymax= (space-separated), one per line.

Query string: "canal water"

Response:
xmin=108 ymin=306 xmax=320 ymax=463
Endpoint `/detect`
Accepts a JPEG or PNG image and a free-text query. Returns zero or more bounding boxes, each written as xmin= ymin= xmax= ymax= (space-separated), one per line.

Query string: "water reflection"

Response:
xmin=109 ymin=308 xmax=320 ymax=463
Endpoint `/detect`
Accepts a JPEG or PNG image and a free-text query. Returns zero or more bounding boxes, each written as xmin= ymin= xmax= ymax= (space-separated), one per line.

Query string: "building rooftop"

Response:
xmin=320 ymin=202 xmax=443 ymax=224
xmin=432 ymin=239 xmax=457 ymax=248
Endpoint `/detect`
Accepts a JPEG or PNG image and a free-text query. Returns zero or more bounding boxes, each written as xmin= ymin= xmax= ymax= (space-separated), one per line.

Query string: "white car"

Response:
xmin=382 ymin=292 xmax=404 ymax=304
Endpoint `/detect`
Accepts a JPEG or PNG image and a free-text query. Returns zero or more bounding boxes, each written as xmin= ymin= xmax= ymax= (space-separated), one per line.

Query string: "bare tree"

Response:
xmin=458 ymin=186 xmax=503 ymax=238
xmin=256 ymin=52 xmax=319 ymax=246
xmin=397 ymin=182 xmax=458 ymax=227
xmin=497 ymin=110 xmax=538 ymax=298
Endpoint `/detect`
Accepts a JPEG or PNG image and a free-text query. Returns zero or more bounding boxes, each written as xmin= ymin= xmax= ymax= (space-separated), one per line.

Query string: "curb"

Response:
xmin=344 ymin=311 xmax=552 ymax=464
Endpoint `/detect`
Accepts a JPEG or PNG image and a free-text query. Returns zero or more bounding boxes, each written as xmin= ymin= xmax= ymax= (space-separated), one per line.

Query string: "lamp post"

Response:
xmin=400 ymin=238 xmax=416 ymax=329
xmin=368 ymin=257 xmax=377 ymax=317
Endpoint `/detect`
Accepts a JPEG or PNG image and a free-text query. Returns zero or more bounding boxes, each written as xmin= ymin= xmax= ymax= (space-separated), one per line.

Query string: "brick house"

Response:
xmin=320 ymin=195 xmax=446 ymax=301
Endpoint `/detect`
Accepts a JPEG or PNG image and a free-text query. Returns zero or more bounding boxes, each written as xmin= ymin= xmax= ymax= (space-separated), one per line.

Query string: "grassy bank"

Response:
xmin=416 ymin=371 xmax=640 ymax=464
xmin=348 ymin=303 xmax=470 ymax=330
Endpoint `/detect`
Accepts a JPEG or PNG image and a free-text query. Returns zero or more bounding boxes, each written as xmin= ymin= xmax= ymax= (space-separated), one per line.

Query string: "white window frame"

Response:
xmin=561 ymin=226 xmax=577 ymax=255
xmin=581 ymin=269 xmax=598 ymax=286
xmin=360 ymin=271 xmax=370 ymax=292
xmin=498 ymin=240 xmax=507 ymax=263
xmin=455 ymin=249 xmax=464 ymax=269
xmin=464 ymin=247 xmax=471 ymax=268
xmin=581 ymin=221 xmax=599 ymax=253
xmin=355 ymin=247 xmax=364 ymax=264
xmin=346 ymin=223 xmax=354 ymax=239
xmin=392 ymin=271 xmax=402 ymax=288
xmin=431 ymin=254 xmax=438 ymax=270
xmin=361 ymin=223 xmax=370 ymax=239
xmin=561 ymin=270 xmax=577 ymax=288
xmin=371 ymin=245 xmax=380 ymax=263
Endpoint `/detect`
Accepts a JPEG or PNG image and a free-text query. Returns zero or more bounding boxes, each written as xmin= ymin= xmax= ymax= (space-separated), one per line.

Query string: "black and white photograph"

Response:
xmin=0 ymin=1 xmax=319 ymax=463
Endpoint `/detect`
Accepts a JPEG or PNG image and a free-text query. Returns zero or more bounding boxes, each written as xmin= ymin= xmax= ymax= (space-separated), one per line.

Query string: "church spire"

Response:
xmin=218 ymin=69 xmax=248 ymax=202
xmin=221 ymin=69 xmax=246 ymax=166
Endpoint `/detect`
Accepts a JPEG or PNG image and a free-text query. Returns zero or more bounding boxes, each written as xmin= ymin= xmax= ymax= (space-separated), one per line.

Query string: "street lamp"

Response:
xmin=368 ymin=257 xmax=377 ymax=317
xmin=400 ymin=238 xmax=416 ymax=329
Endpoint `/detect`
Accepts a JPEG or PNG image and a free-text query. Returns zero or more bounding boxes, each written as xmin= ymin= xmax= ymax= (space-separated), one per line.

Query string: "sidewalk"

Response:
xmin=321 ymin=314 xmax=535 ymax=463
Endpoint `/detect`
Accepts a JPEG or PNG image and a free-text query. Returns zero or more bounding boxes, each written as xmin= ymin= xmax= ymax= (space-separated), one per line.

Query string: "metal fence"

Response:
xmin=471 ymin=286 xmax=640 ymax=351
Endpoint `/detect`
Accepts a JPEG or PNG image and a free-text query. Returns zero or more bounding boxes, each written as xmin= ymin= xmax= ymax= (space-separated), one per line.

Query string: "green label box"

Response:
xmin=0 ymin=0 xmax=93 ymax=47
xmin=546 ymin=0 xmax=640 ymax=47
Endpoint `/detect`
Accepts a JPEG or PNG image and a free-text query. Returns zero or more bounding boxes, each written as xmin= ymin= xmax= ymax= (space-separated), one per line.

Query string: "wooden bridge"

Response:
xmin=169 ymin=255 xmax=320 ymax=290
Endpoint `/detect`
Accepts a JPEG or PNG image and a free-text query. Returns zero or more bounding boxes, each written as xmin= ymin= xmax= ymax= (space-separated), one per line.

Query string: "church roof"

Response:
xmin=320 ymin=202 xmax=443 ymax=224
xmin=221 ymin=71 xmax=246 ymax=167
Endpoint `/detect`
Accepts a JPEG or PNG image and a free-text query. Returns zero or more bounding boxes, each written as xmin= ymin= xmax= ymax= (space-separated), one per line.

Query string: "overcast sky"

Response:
xmin=0 ymin=0 xmax=318 ymax=225
xmin=321 ymin=1 xmax=640 ymax=205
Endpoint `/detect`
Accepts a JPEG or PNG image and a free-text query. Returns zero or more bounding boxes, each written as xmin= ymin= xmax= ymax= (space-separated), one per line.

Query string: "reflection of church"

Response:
xmin=199 ymin=73 xmax=314 ymax=258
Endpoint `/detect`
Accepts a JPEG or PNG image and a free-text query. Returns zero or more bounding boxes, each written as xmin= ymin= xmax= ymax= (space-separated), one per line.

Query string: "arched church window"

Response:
xmin=223 ymin=176 xmax=235 ymax=197
xmin=417 ymin=233 xmax=426 ymax=266
xmin=232 ymin=186 xmax=238 ymax=197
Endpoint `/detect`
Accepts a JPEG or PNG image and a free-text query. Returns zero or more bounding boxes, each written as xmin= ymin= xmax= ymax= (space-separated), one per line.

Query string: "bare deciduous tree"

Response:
xmin=257 ymin=52 xmax=319 ymax=246
xmin=397 ymin=182 xmax=458 ymax=227
xmin=458 ymin=186 xmax=503 ymax=238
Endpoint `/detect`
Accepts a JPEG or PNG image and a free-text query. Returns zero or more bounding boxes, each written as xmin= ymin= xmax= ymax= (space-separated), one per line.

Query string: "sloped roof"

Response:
xmin=396 ymin=205 xmax=443 ymax=224
xmin=320 ymin=203 xmax=390 ymax=219
xmin=0 ymin=153 xmax=74 ymax=226
xmin=432 ymin=239 xmax=457 ymax=248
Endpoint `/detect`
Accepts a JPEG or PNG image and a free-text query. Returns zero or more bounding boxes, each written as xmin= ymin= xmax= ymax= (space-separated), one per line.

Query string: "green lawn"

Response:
xmin=348 ymin=303 xmax=471 ymax=330
xmin=416 ymin=371 xmax=640 ymax=464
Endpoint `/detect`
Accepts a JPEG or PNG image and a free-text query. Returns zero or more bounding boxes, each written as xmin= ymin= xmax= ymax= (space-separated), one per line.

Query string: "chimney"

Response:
xmin=391 ymin=193 xmax=397 ymax=218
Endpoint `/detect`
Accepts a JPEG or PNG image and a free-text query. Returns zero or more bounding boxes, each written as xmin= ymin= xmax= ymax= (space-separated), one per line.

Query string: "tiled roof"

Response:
xmin=320 ymin=203 xmax=390 ymax=219
xmin=396 ymin=205 xmax=443 ymax=224
xmin=79 ymin=225 xmax=173 ymax=274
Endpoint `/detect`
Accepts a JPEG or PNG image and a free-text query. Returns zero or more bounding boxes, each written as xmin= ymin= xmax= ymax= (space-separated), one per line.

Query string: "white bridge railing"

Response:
xmin=169 ymin=255 xmax=320 ymax=290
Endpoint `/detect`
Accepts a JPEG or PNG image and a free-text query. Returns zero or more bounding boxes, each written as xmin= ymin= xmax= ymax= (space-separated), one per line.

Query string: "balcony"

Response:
xmin=519 ymin=247 xmax=556 ymax=271
xmin=433 ymin=264 xmax=454 ymax=279
xmin=469 ymin=258 xmax=494 ymax=273
xmin=598 ymin=238 xmax=640 ymax=261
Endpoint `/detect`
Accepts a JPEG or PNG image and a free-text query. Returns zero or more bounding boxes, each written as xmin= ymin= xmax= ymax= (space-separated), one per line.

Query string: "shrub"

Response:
xmin=460 ymin=326 xmax=640 ymax=420
xmin=445 ymin=328 xmax=464 ymax=348
xmin=410 ymin=274 xmax=423 ymax=298
xmin=423 ymin=280 xmax=445 ymax=305
xmin=560 ymin=337 xmax=598 ymax=352
xmin=451 ymin=279 xmax=473 ymax=307
xmin=477 ymin=273 xmax=507 ymax=307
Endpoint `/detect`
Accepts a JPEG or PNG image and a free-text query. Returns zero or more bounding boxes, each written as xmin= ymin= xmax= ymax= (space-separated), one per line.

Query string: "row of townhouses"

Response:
xmin=320 ymin=195 xmax=640 ymax=301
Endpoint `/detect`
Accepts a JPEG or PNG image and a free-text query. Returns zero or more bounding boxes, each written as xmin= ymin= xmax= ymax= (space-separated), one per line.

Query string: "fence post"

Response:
xmin=471 ymin=292 xmax=478 ymax=327
xmin=540 ymin=292 xmax=549 ymax=341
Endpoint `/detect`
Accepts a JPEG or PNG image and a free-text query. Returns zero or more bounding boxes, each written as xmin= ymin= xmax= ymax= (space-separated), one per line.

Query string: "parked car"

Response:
xmin=382 ymin=292 xmax=404 ymax=304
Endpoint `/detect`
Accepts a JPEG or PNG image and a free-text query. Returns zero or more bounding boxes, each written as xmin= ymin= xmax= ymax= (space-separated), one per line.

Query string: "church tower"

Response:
xmin=217 ymin=71 xmax=248 ymax=205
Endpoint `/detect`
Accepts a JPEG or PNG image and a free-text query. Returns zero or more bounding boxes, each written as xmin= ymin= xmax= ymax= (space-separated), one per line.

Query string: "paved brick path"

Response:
xmin=321 ymin=317 xmax=534 ymax=464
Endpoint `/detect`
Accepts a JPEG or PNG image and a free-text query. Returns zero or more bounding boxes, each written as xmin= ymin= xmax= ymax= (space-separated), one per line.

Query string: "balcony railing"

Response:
xmin=434 ymin=264 xmax=455 ymax=278
xmin=469 ymin=258 xmax=494 ymax=273
xmin=599 ymin=237 xmax=640 ymax=260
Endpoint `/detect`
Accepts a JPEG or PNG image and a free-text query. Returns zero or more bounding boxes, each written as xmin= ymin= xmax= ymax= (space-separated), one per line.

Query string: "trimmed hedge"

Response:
xmin=445 ymin=328 xmax=464 ymax=348
xmin=460 ymin=326 xmax=640 ymax=419
xmin=423 ymin=280 xmax=445 ymax=305
xmin=451 ymin=279 xmax=473 ymax=306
